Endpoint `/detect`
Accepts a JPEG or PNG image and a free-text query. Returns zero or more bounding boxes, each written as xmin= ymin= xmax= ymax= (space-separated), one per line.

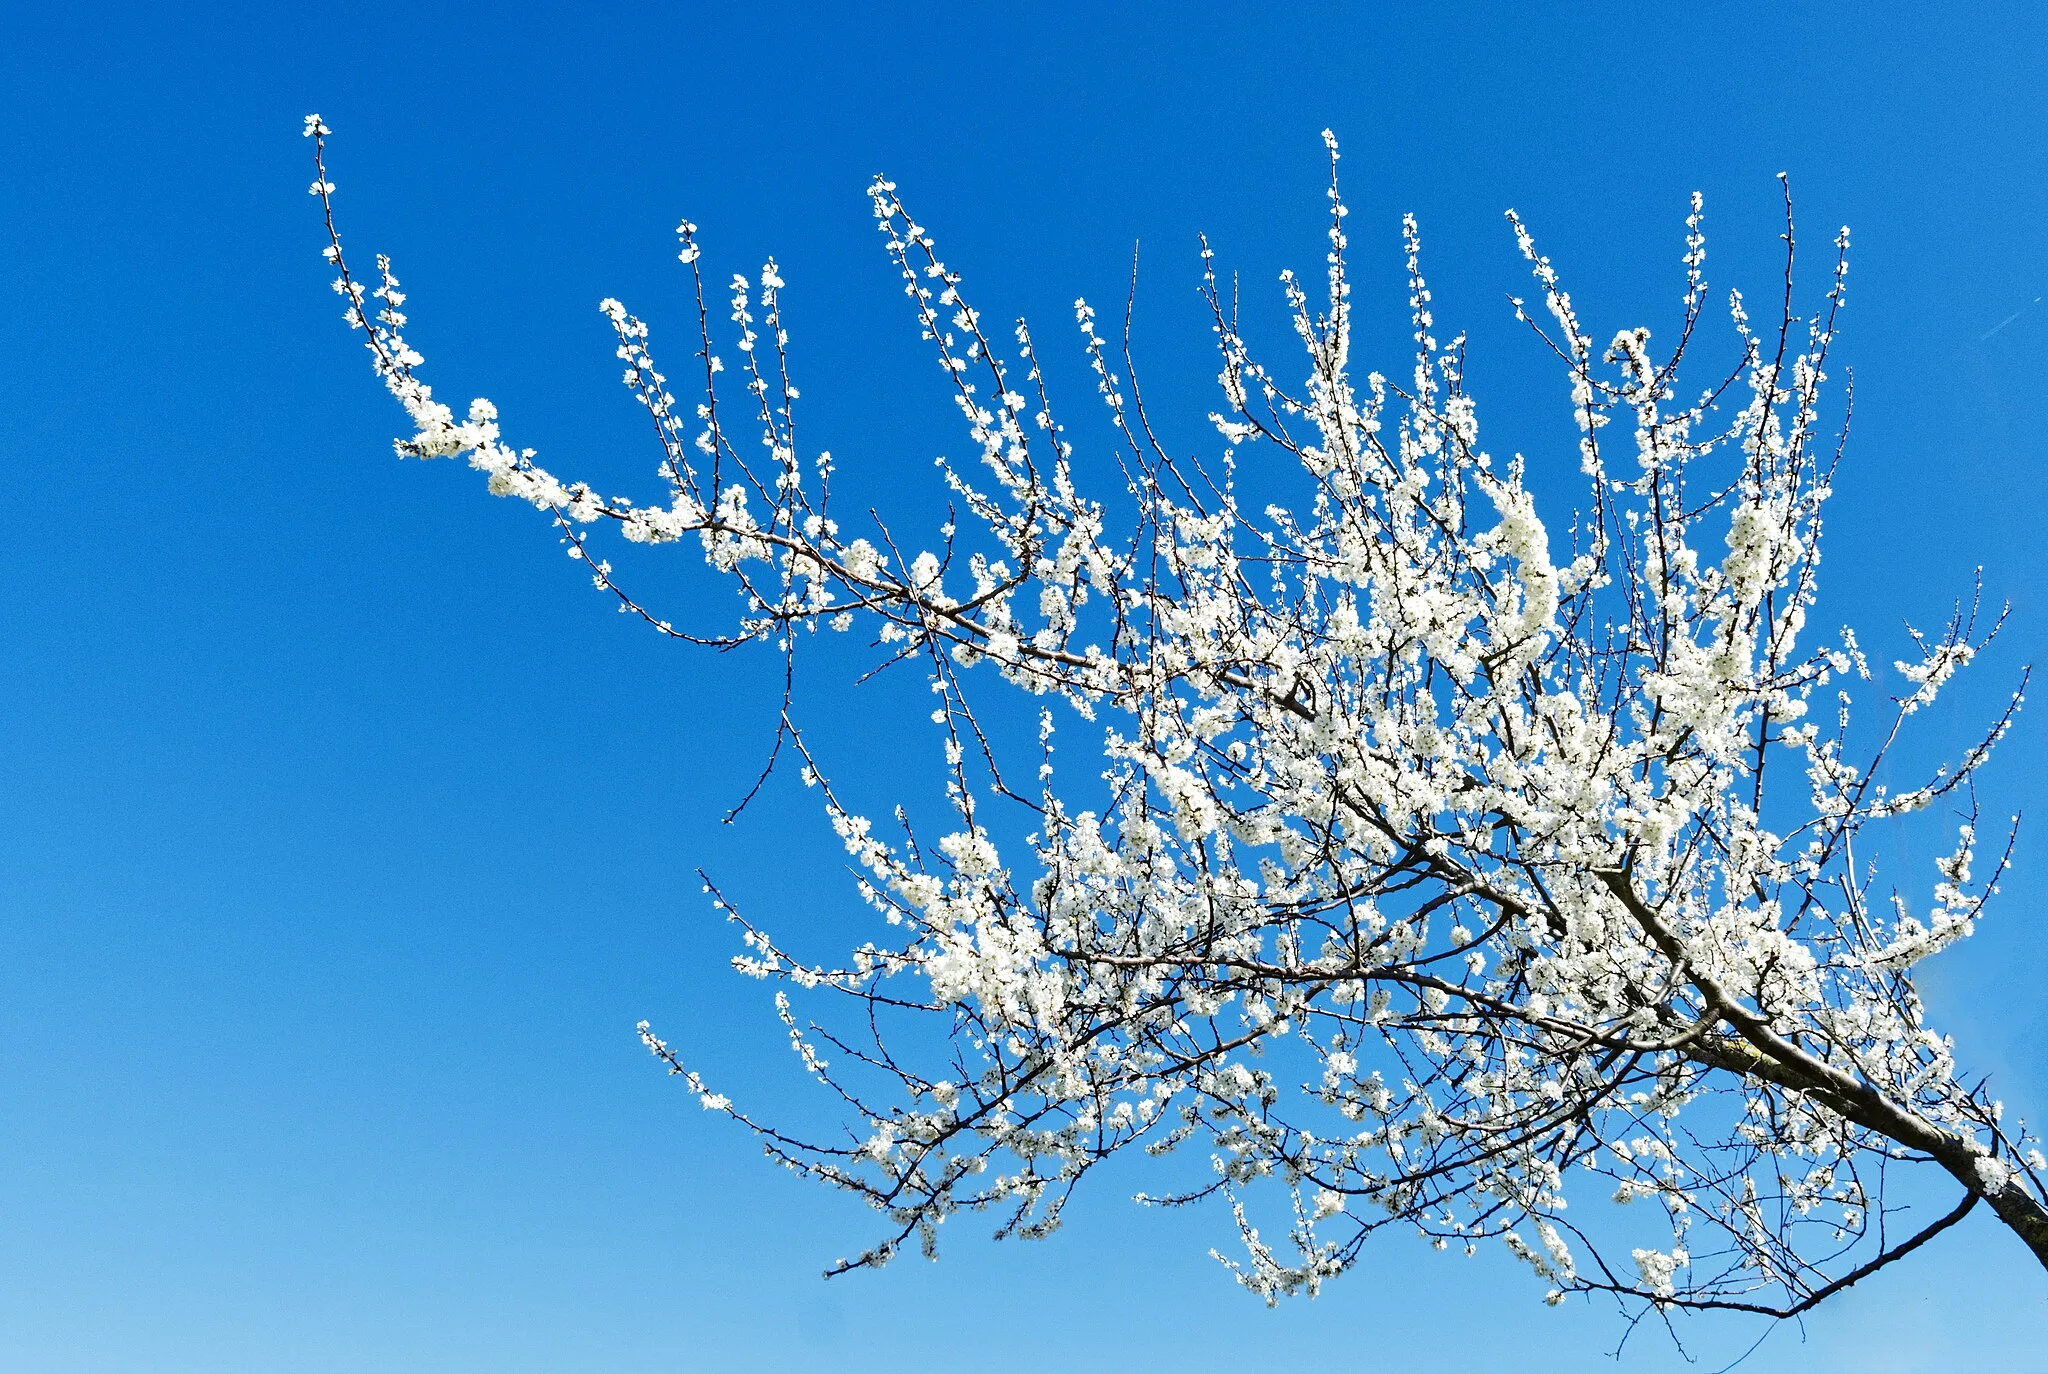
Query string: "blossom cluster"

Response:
xmin=311 ymin=116 xmax=2045 ymax=1318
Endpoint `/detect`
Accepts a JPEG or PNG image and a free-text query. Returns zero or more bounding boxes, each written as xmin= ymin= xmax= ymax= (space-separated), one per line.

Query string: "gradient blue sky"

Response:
xmin=5 ymin=3 xmax=2047 ymax=1370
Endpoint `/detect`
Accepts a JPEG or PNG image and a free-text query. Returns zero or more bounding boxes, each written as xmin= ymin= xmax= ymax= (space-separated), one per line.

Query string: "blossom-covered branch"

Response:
xmin=309 ymin=114 xmax=2045 ymax=1324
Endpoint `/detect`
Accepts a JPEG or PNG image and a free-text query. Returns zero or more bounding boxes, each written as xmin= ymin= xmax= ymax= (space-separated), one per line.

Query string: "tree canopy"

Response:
xmin=311 ymin=114 xmax=2047 ymax=1327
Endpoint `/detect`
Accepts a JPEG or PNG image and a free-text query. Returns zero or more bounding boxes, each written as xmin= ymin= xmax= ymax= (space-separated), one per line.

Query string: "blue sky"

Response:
xmin=4 ymin=2 xmax=2047 ymax=1369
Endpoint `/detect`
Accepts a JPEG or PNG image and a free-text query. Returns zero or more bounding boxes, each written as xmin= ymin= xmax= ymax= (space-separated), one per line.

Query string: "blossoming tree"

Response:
xmin=308 ymin=116 xmax=2046 ymax=1321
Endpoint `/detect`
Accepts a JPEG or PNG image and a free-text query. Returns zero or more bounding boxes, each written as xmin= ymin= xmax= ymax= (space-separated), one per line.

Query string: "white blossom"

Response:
xmin=313 ymin=121 xmax=2045 ymax=1324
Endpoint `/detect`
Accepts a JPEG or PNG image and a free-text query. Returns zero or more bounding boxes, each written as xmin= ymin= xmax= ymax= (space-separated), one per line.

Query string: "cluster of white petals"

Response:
xmin=311 ymin=118 xmax=2046 ymax=1321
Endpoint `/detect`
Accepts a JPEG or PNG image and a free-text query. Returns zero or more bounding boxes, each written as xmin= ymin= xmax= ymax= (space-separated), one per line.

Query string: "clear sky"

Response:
xmin=4 ymin=3 xmax=2047 ymax=1369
